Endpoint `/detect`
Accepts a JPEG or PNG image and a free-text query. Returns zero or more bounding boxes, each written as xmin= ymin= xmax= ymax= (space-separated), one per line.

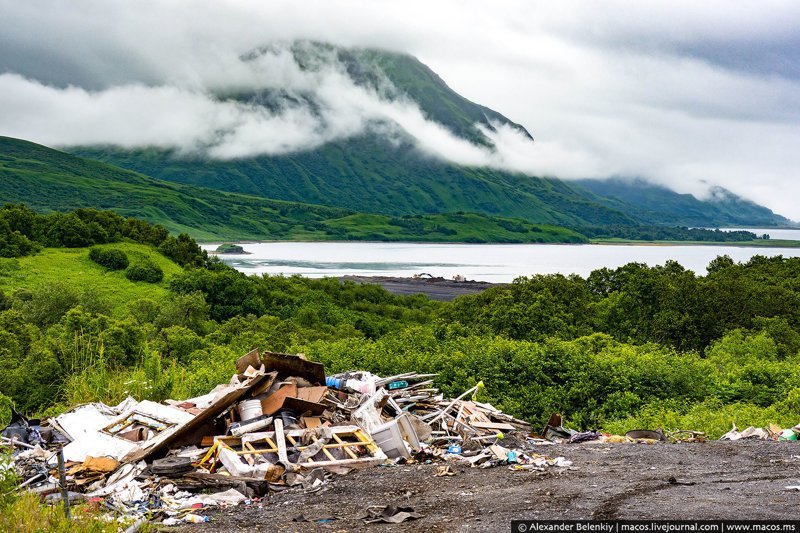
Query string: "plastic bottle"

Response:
xmin=387 ymin=380 xmax=409 ymax=390
xmin=184 ymin=514 xmax=210 ymax=523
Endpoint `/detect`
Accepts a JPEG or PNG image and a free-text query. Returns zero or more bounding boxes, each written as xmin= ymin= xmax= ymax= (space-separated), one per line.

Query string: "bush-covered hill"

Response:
xmin=2 ymin=208 xmax=800 ymax=442
xmin=1 ymin=137 xmax=590 ymax=243
xmin=72 ymin=136 xmax=637 ymax=228
xmin=576 ymin=178 xmax=790 ymax=228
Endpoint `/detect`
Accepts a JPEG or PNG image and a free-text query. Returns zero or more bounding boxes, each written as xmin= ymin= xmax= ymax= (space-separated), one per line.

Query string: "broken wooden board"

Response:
xmin=236 ymin=349 xmax=262 ymax=375
xmin=122 ymin=372 xmax=271 ymax=463
xmin=469 ymin=421 xmax=516 ymax=431
xmin=296 ymin=386 xmax=327 ymax=403
xmin=281 ymin=396 xmax=327 ymax=417
xmin=302 ymin=416 xmax=322 ymax=429
xmin=260 ymin=383 xmax=298 ymax=415
xmin=261 ymin=352 xmax=326 ymax=385
xmin=249 ymin=372 xmax=277 ymax=397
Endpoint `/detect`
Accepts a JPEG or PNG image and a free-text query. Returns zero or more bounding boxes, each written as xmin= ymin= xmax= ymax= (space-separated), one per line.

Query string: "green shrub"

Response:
xmin=125 ymin=259 xmax=164 ymax=283
xmin=88 ymin=247 xmax=129 ymax=270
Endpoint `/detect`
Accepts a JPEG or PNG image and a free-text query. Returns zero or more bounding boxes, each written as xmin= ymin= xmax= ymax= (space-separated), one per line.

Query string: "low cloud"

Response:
xmin=0 ymin=45 xmax=547 ymax=173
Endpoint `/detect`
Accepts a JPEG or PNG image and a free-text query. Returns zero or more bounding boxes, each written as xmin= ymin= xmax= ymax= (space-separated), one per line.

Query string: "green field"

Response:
xmin=0 ymin=243 xmax=181 ymax=315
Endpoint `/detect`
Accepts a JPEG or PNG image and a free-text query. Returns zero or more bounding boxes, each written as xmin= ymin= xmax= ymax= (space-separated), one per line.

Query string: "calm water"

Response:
xmin=203 ymin=231 xmax=800 ymax=283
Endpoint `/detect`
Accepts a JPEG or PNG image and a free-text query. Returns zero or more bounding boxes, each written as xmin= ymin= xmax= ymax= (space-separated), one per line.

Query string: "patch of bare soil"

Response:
xmin=175 ymin=441 xmax=800 ymax=531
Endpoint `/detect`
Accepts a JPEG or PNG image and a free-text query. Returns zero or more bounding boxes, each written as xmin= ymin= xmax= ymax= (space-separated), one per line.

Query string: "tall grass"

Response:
xmin=62 ymin=351 xmax=192 ymax=407
xmin=0 ymin=492 xmax=123 ymax=533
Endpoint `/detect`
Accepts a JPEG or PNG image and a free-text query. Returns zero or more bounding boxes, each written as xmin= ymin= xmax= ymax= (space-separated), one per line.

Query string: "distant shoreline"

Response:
xmin=201 ymin=239 xmax=800 ymax=248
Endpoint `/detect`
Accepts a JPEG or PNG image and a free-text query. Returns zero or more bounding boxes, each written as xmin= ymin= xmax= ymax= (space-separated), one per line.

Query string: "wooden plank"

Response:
xmin=260 ymin=383 xmax=298 ymax=415
xmin=281 ymin=397 xmax=326 ymax=416
xmin=469 ymin=421 xmax=516 ymax=431
xmin=274 ymin=418 xmax=289 ymax=466
xmin=261 ymin=352 xmax=326 ymax=385
xmin=249 ymin=372 xmax=277 ymax=397
xmin=296 ymin=386 xmax=327 ymax=403
xmin=302 ymin=416 xmax=322 ymax=429
xmin=123 ymin=372 xmax=271 ymax=463
xmin=331 ymin=433 xmax=358 ymax=459
xmin=236 ymin=349 xmax=261 ymax=374
xmin=293 ymin=456 xmax=386 ymax=470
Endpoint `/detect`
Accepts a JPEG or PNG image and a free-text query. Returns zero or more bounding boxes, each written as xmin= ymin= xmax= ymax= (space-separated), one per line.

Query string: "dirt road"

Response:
xmin=179 ymin=440 xmax=800 ymax=531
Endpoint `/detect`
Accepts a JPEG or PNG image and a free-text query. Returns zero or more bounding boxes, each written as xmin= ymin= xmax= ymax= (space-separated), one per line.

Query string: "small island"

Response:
xmin=215 ymin=243 xmax=247 ymax=254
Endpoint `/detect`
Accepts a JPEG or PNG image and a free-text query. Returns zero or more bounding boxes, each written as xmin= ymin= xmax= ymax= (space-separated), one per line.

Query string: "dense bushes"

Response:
xmin=4 ymin=214 xmax=800 ymax=439
xmin=0 ymin=204 xmax=210 ymax=268
xmin=442 ymin=257 xmax=800 ymax=352
xmin=89 ymin=247 xmax=129 ymax=270
xmin=125 ymin=259 xmax=164 ymax=283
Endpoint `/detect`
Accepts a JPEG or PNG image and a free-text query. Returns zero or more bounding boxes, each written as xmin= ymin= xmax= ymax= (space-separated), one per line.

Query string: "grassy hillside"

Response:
xmin=67 ymin=43 xmax=636 ymax=228
xmin=0 ymin=136 xmax=596 ymax=243
xmin=576 ymin=178 xmax=791 ymax=227
xmin=0 ymin=136 xmax=356 ymax=241
xmin=0 ymin=242 xmax=181 ymax=315
xmin=61 ymin=43 xmax=790 ymax=230
xmin=73 ymin=136 xmax=637 ymax=227
xmin=324 ymin=212 xmax=587 ymax=243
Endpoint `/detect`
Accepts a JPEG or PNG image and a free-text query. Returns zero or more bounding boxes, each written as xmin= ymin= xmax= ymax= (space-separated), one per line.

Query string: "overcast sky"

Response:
xmin=1 ymin=1 xmax=799 ymax=219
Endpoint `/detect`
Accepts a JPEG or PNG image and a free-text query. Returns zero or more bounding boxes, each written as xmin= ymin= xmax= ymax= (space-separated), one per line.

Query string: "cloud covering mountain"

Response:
xmin=1 ymin=0 xmax=799 ymax=218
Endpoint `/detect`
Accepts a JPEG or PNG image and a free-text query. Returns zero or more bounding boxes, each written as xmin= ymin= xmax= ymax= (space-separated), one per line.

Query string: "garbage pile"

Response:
xmin=720 ymin=423 xmax=800 ymax=441
xmin=2 ymin=349 xmax=570 ymax=526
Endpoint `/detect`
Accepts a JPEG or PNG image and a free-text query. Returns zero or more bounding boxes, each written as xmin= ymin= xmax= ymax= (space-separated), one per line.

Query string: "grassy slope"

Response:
xmin=325 ymin=213 xmax=587 ymax=243
xmin=0 ymin=136 xmax=354 ymax=241
xmin=351 ymin=47 xmax=534 ymax=145
xmin=73 ymin=136 xmax=636 ymax=227
xmin=0 ymin=243 xmax=182 ymax=315
xmin=576 ymin=178 xmax=790 ymax=227
xmin=0 ymin=136 xmax=597 ymax=243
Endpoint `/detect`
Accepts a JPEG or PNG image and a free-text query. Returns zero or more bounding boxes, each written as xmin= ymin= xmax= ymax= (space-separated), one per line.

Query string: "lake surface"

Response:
xmin=204 ymin=237 xmax=800 ymax=283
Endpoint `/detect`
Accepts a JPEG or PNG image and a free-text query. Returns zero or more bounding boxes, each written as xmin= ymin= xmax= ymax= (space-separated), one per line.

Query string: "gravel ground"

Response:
xmin=173 ymin=440 xmax=800 ymax=531
xmin=340 ymin=276 xmax=498 ymax=301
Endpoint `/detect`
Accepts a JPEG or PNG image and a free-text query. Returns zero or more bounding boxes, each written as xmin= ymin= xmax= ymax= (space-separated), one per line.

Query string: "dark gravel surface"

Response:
xmin=340 ymin=276 xmax=498 ymax=301
xmin=173 ymin=440 xmax=800 ymax=531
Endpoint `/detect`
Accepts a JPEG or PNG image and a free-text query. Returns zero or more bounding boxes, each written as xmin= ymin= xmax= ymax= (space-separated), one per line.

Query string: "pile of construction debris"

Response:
xmin=2 ymin=350 xmax=570 ymax=527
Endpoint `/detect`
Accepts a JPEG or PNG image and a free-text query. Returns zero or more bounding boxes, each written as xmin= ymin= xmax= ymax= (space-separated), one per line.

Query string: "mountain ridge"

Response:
xmin=67 ymin=42 xmax=788 ymax=229
xmin=576 ymin=178 xmax=791 ymax=228
xmin=0 ymin=136 xmax=586 ymax=243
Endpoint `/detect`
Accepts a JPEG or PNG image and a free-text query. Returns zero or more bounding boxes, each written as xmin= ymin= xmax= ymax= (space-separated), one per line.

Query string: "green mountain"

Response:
xmin=73 ymin=137 xmax=636 ymax=227
xmin=69 ymin=42 xmax=788 ymax=229
xmin=70 ymin=42 xmax=636 ymax=228
xmin=0 ymin=136 xmax=585 ymax=243
xmin=0 ymin=135 xmax=348 ymax=240
xmin=576 ymin=178 xmax=791 ymax=227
